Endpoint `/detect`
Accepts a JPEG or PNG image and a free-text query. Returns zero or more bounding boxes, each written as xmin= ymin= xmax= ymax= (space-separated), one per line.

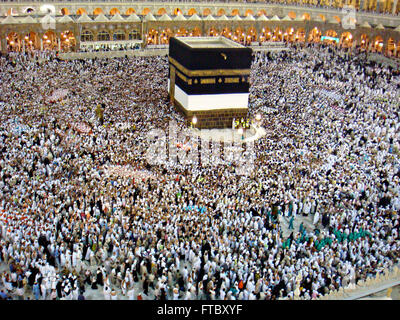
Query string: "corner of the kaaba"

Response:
xmin=168 ymin=36 xmax=252 ymax=130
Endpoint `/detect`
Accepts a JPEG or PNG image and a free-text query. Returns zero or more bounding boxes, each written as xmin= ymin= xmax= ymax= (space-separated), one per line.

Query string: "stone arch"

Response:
xmin=188 ymin=8 xmax=197 ymax=16
xmin=308 ymin=27 xmax=321 ymax=43
xmin=203 ymin=8 xmax=212 ymax=16
xmin=43 ymin=30 xmax=57 ymax=50
xmin=245 ymin=9 xmax=254 ymax=16
xmin=110 ymin=8 xmax=120 ymax=15
xmin=175 ymin=27 xmax=188 ymax=37
xmin=360 ymin=34 xmax=369 ymax=49
xmin=60 ymin=8 xmax=69 ymax=16
xmin=296 ymin=28 xmax=306 ymax=42
xmin=233 ymin=27 xmax=245 ymax=43
xmin=93 ymin=8 xmax=104 ymax=16
xmin=302 ymin=13 xmax=311 ymax=21
xmin=340 ymin=31 xmax=353 ymax=48
xmin=231 ymin=9 xmax=240 ymax=16
xmin=325 ymin=30 xmax=338 ymax=37
xmin=159 ymin=28 xmax=173 ymax=44
xmin=157 ymin=8 xmax=167 ymax=16
xmin=146 ymin=28 xmax=159 ymax=45
xmin=7 ymin=32 xmax=20 ymax=51
xmin=126 ymin=8 xmax=136 ymax=15
xmin=259 ymin=27 xmax=272 ymax=42
xmin=60 ymin=30 xmax=76 ymax=52
xmin=257 ymin=9 xmax=267 ymax=16
xmin=284 ymin=27 xmax=295 ymax=42
xmin=173 ymin=8 xmax=182 ymax=16
xmin=387 ymin=38 xmax=396 ymax=56
xmin=332 ymin=16 xmax=341 ymax=23
xmin=272 ymin=27 xmax=283 ymax=41
xmin=373 ymin=35 xmax=384 ymax=52
xmin=190 ymin=27 xmax=202 ymax=37
xmin=217 ymin=9 xmax=226 ymax=16
xmin=246 ymin=26 xmax=257 ymax=44
xmin=324 ymin=29 xmax=338 ymax=45
xmin=142 ymin=8 xmax=151 ymax=16
xmin=76 ymin=8 xmax=87 ymax=15
xmin=288 ymin=11 xmax=296 ymax=19
xmin=221 ymin=27 xmax=231 ymax=39
xmin=318 ymin=14 xmax=326 ymax=22
xmin=22 ymin=31 xmax=39 ymax=50
xmin=208 ymin=27 xmax=219 ymax=36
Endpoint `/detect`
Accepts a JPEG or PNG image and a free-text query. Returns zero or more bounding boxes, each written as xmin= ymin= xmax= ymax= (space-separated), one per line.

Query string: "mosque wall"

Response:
xmin=1 ymin=2 xmax=400 ymax=54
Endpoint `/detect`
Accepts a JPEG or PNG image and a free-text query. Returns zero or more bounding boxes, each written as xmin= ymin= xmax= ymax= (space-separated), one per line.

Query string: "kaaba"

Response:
xmin=168 ymin=37 xmax=252 ymax=129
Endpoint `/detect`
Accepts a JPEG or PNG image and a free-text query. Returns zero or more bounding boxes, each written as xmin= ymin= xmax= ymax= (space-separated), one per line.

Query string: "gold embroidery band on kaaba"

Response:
xmin=224 ymin=77 xmax=240 ymax=83
xmin=176 ymin=71 xmax=193 ymax=85
xmin=169 ymin=56 xmax=250 ymax=77
xmin=176 ymin=70 xmax=188 ymax=83
xmin=200 ymin=78 xmax=216 ymax=84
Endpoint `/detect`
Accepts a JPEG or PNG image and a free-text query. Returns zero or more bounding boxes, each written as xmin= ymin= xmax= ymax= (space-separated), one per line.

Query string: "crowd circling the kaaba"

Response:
xmin=0 ymin=43 xmax=399 ymax=300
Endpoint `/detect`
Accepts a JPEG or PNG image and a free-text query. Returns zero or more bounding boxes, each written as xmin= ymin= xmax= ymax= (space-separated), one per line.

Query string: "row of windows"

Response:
xmin=4 ymin=0 xmax=400 ymax=18
xmin=81 ymin=30 xmax=140 ymax=42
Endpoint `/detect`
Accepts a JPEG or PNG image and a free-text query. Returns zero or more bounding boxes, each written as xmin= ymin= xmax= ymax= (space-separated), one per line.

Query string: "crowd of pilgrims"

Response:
xmin=0 ymin=43 xmax=399 ymax=300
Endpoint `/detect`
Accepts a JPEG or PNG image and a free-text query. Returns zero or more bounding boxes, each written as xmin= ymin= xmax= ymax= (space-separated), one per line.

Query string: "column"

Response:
xmin=58 ymin=38 xmax=61 ymax=51
xmin=73 ymin=26 xmax=81 ymax=52
xmin=141 ymin=21 xmax=146 ymax=49
xmin=1 ymin=37 xmax=7 ymax=53
xmin=74 ymin=35 xmax=80 ymax=52
xmin=393 ymin=0 xmax=398 ymax=13
xmin=382 ymin=40 xmax=387 ymax=54
xmin=40 ymin=38 xmax=43 ymax=51
xmin=22 ymin=40 xmax=25 ymax=53
xmin=368 ymin=41 xmax=373 ymax=52
xmin=383 ymin=0 xmax=388 ymax=11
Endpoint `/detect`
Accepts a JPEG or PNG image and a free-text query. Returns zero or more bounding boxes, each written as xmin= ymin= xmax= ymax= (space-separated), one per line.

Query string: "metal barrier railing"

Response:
xmin=314 ymin=265 xmax=400 ymax=300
